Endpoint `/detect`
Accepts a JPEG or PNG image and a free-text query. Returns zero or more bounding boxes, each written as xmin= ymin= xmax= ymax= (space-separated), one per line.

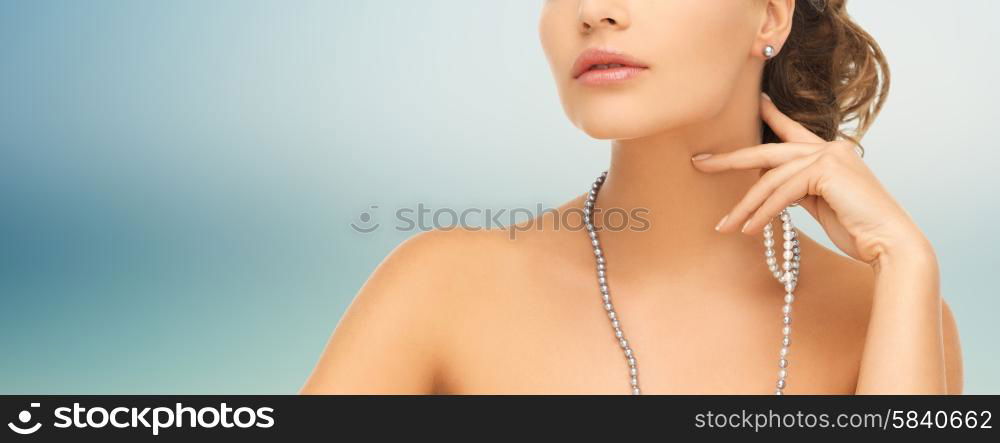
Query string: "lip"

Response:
xmin=571 ymin=47 xmax=649 ymax=86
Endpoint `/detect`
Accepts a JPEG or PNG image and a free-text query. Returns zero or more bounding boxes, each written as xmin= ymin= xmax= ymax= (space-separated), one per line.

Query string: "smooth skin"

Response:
xmin=301 ymin=0 xmax=962 ymax=394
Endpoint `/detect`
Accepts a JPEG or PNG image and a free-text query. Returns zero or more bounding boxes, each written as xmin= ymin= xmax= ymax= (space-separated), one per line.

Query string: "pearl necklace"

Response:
xmin=583 ymin=171 xmax=800 ymax=395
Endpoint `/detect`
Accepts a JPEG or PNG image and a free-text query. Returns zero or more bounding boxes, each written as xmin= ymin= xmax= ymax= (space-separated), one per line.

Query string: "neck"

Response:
xmin=591 ymin=87 xmax=774 ymax=284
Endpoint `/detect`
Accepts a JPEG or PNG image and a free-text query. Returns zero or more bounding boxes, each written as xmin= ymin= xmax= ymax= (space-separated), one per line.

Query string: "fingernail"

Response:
xmin=715 ymin=214 xmax=729 ymax=232
xmin=741 ymin=219 xmax=751 ymax=233
xmin=692 ymin=153 xmax=713 ymax=161
xmin=761 ymin=92 xmax=772 ymax=102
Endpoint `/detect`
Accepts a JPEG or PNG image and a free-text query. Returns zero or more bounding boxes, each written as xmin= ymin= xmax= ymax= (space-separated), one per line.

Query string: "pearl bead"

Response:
xmin=782 ymin=326 xmax=791 ymax=336
xmin=777 ymin=379 xmax=786 ymax=389
xmin=604 ymin=303 xmax=613 ymax=311
xmin=782 ymin=336 xmax=791 ymax=347
xmin=780 ymin=346 xmax=789 ymax=357
xmin=779 ymin=359 xmax=788 ymax=368
xmin=782 ymin=304 xmax=792 ymax=314
xmin=778 ymin=369 xmax=787 ymax=379
xmin=783 ymin=231 xmax=794 ymax=240
xmin=783 ymin=315 xmax=792 ymax=325
xmin=766 ymin=256 xmax=777 ymax=265
xmin=784 ymin=294 xmax=794 ymax=304
xmin=632 ymin=387 xmax=640 ymax=395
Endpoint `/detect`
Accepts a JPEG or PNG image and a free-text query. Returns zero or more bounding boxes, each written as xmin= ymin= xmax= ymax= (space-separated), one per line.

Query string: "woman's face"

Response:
xmin=539 ymin=0 xmax=765 ymax=140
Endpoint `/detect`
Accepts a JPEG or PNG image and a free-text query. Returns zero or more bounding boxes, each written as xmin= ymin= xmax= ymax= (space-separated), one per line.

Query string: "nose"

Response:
xmin=578 ymin=0 xmax=631 ymax=33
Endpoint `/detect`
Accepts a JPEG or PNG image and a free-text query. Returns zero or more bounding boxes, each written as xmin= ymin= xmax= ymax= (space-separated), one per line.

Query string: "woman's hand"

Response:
xmin=692 ymin=92 xmax=959 ymax=394
xmin=692 ymin=92 xmax=932 ymax=268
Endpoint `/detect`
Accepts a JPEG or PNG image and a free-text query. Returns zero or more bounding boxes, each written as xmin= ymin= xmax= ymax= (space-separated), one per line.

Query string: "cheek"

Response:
xmin=539 ymin=4 xmax=576 ymax=86
xmin=659 ymin=10 xmax=753 ymax=115
xmin=561 ymin=6 xmax=755 ymax=140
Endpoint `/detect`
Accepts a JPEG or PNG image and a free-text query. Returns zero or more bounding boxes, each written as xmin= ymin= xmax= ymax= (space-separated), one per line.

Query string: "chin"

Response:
xmin=568 ymin=94 xmax=725 ymax=141
xmin=571 ymin=109 xmax=664 ymax=141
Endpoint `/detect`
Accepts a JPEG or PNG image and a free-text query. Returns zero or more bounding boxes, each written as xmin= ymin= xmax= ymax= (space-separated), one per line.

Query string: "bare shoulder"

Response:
xmin=300 ymin=226 xmax=519 ymax=394
xmin=376 ymin=226 xmax=519 ymax=287
xmin=378 ymin=203 xmax=587 ymax=297
xmin=797 ymin=232 xmax=878 ymax=320
xmin=797 ymin=234 xmax=963 ymax=393
xmin=941 ymin=298 xmax=964 ymax=394
xmin=794 ymin=233 xmax=879 ymax=360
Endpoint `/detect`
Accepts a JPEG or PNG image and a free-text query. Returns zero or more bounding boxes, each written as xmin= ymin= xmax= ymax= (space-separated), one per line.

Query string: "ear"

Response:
xmin=757 ymin=0 xmax=795 ymax=58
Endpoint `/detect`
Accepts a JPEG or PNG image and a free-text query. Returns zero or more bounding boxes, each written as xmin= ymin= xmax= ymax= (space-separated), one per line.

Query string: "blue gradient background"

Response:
xmin=1 ymin=1 xmax=997 ymax=394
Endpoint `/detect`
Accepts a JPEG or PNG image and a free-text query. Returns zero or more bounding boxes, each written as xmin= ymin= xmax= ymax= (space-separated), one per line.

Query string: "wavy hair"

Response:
xmin=762 ymin=0 xmax=890 ymax=150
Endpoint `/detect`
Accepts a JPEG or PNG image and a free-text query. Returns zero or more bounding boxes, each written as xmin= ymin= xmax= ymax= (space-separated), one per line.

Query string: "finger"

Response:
xmin=740 ymin=165 xmax=818 ymax=235
xmin=761 ymin=93 xmax=825 ymax=144
xmin=716 ymin=153 xmax=820 ymax=233
xmin=691 ymin=142 xmax=822 ymax=173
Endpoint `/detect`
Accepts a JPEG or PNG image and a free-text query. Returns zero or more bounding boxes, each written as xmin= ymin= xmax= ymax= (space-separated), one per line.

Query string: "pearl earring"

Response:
xmin=763 ymin=45 xmax=776 ymax=59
